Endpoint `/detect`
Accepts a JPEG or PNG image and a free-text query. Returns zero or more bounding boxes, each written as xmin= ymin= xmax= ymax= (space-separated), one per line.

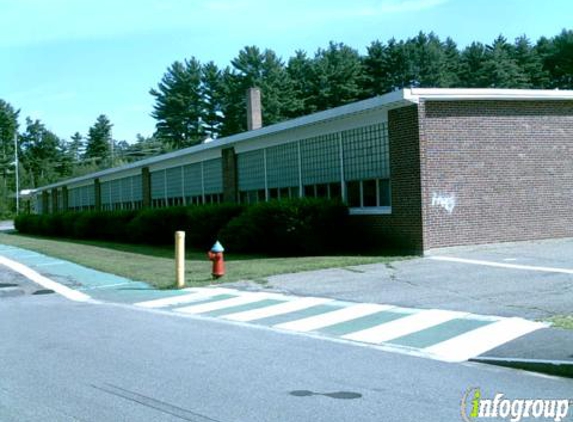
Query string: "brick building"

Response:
xmin=33 ymin=88 xmax=573 ymax=253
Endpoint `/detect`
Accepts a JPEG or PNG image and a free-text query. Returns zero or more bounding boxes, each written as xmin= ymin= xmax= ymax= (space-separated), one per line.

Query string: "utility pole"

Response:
xmin=14 ymin=132 xmax=19 ymax=215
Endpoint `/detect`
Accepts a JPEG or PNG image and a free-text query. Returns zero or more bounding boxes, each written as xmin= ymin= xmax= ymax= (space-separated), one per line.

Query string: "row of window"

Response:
xmin=36 ymin=123 xmax=392 ymax=213
xmin=237 ymin=123 xmax=391 ymax=209
xmin=239 ymin=179 xmax=391 ymax=207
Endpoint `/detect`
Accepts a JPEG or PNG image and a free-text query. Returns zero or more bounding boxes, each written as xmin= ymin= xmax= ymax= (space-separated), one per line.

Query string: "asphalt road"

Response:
xmin=1 ymin=270 xmax=572 ymax=422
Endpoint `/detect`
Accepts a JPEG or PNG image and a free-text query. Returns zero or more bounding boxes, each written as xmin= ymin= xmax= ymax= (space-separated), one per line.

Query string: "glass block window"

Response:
xmin=101 ymin=181 xmax=111 ymax=205
xmin=238 ymin=150 xmax=265 ymax=191
xmin=266 ymin=142 xmax=299 ymax=189
xmin=120 ymin=178 xmax=132 ymax=203
xmin=300 ymin=133 xmax=341 ymax=185
xmin=110 ymin=179 xmax=121 ymax=204
xmin=68 ymin=188 xmax=77 ymax=208
xmin=151 ymin=170 xmax=166 ymax=200
xmin=165 ymin=167 xmax=183 ymax=198
xmin=132 ymin=175 xmax=142 ymax=201
xmin=183 ymin=163 xmax=202 ymax=197
xmin=342 ymin=123 xmax=389 ymax=181
xmin=203 ymin=158 xmax=223 ymax=194
xmin=83 ymin=185 xmax=95 ymax=207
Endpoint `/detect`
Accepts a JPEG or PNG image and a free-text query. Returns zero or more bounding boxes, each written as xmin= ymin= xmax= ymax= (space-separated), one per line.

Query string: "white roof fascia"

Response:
xmin=407 ymin=88 xmax=573 ymax=102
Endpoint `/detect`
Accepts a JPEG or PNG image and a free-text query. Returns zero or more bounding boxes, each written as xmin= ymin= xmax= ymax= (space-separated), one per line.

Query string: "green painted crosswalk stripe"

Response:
xmin=202 ymin=299 xmax=286 ymax=317
xmin=257 ymin=304 xmax=344 ymax=326
xmin=387 ymin=318 xmax=493 ymax=348
xmin=318 ymin=310 xmax=412 ymax=336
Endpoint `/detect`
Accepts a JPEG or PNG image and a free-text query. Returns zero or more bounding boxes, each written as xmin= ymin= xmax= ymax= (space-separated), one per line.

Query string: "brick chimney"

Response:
xmin=246 ymin=87 xmax=262 ymax=130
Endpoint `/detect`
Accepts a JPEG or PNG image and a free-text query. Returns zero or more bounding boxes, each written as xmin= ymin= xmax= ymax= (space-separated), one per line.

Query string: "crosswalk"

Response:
xmin=135 ymin=287 xmax=547 ymax=363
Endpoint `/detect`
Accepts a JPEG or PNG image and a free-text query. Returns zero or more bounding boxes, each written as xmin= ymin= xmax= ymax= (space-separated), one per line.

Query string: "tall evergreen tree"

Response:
xmin=481 ymin=35 xmax=528 ymax=88
xmin=405 ymin=32 xmax=446 ymax=87
xmin=382 ymin=38 xmax=413 ymax=91
xmin=541 ymin=29 xmax=573 ymax=89
xmin=307 ymin=41 xmax=368 ymax=111
xmin=68 ymin=132 xmax=84 ymax=162
xmin=512 ymin=35 xmax=549 ymax=88
xmin=19 ymin=118 xmax=62 ymax=186
xmin=220 ymin=46 xmax=300 ymax=136
xmin=441 ymin=37 xmax=461 ymax=87
xmin=85 ymin=115 xmax=113 ymax=166
xmin=0 ymin=100 xmax=19 ymax=214
xmin=287 ymin=50 xmax=315 ymax=114
xmin=459 ymin=42 xmax=488 ymax=87
xmin=201 ymin=61 xmax=224 ymax=139
xmin=150 ymin=58 xmax=204 ymax=148
xmin=363 ymin=40 xmax=393 ymax=96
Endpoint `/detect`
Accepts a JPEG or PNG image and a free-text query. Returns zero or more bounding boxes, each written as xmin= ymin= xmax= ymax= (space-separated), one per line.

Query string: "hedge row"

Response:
xmin=15 ymin=199 xmax=352 ymax=255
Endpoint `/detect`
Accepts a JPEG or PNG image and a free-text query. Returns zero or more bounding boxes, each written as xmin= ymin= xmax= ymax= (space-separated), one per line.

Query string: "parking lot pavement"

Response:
xmin=249 ymin=237 xmax=573 ymax=321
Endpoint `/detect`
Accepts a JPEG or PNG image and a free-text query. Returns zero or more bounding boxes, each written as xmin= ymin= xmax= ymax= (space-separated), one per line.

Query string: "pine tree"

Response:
xmin=0 ymin=100 xmax=19 ymax=214
xmin=442 ymin=37 xmax=461 ymax=87
xmin=481 ymin=35 xmax=528 ymax=88
xmin=541 ymin=29 xmax=573 ymax=89
xmin=19 ymin=118 xmax=62 ymax=186
xmin=287 ymin=50 xmax=315 ymax=115
xmin=85 ymin=115 xmax=113 ymax=166
xmin=459 ymin=42 xmax=488 ymax=87
xmin=150 ymin=58 xmax=204 ymax=148
xmin=201 ymin=61 xmax=224 ymax=139
xmin=383 ymin=38 xmax=413 ymax=91
xmin=307 ymin=41 xmax=368 ymax=111
xmin=68 ymin=132 xmax=84 ymax=162
xmin=220 ymin=46 xmax=300 ymax=136
xmin=512 ymin=35 xmax=549 ymax=88
xmin=363 ymin=40 xmax=393 ymax=96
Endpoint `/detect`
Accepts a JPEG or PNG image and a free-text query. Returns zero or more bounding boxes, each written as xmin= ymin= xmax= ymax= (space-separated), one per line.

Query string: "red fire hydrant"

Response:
xmin=208 ymin=241 xmax=225 ymax=279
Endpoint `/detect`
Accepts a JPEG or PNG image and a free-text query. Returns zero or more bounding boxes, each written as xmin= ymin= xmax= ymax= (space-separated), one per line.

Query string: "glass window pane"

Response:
xmin=363 ymin=179 xmax=377 ymax=207
xmin=379 ymin=179 xmax=391 ymax=206
xmin=347 ymin=181 xmax=360 ymax=207
xmin=329 ymin=183 xmax=341 ymax=200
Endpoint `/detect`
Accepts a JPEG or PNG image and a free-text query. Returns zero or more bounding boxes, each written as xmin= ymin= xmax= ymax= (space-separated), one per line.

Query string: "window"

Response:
xmin=345 ymin=179 xmax=391 ymax=211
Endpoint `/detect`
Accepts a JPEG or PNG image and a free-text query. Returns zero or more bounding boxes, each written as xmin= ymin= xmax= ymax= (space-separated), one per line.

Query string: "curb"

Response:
xmin=470 ymin=356 xmax=573 ymax=379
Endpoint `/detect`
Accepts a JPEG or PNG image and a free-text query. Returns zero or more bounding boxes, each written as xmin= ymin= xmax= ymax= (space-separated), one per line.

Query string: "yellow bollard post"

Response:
xmin=175 ymin=231 xmax=185 ymax=289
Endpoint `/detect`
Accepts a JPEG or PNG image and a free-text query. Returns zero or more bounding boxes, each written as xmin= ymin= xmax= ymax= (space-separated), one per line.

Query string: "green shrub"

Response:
xmin=219 ymin=198 xmax=350 ymax=256
xmin=14 ymin=200 xmax=349 ymax=256
xmin=127 ymin=204 xmax=244 ymax=248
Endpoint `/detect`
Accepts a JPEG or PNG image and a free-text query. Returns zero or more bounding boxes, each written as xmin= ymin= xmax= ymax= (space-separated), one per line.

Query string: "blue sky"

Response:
xmin=1 ymin=0 xmax=571 ymax=142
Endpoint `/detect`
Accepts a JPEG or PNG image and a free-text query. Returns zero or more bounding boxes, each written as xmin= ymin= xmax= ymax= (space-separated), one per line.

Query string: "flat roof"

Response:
xmin=36 ymin=88 xmax=573 ymax=192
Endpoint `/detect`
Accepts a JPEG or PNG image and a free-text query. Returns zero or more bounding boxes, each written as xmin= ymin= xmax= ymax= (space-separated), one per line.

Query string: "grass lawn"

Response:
xmin=0 ymin=232 xmax=410 ymax=289
xmin=547 ymin=315 xmax=573 ymax=330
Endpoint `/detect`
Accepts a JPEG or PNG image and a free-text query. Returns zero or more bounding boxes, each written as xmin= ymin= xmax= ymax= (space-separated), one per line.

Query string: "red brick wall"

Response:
xmin=352 ymin=105 xmax=424 ymax=253
xmin=419 ymin=100 xmax=573 ymax=250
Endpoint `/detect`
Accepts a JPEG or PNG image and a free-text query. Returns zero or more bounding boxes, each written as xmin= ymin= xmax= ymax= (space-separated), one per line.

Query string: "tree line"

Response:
xmin=0 ymin=29 xmax=572 ymax=215
xmin=152 ymin=30 xmax=573 ymax=148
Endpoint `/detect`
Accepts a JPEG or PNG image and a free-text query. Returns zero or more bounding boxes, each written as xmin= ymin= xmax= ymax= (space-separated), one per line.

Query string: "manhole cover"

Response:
xmin=0 ymin=283 xmax=18 ymax=288
xmin=33 ymin=289 xmax=55 ymax=295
